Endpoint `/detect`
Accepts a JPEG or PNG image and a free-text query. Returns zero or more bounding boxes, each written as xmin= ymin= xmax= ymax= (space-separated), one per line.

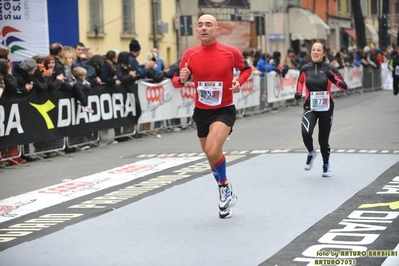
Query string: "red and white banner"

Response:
xmin=267 ymin=70 xmax=299 ymax=103
xmin=267 ymin=66 xmax=364 ymax=103
xmin=331 ymin=65 xmax=363 ymax=92
xmin=137 ymin=74 xmax=261 ymax=123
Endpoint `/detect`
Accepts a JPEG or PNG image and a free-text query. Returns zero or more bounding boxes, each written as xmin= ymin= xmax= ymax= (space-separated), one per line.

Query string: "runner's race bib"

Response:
xmin=310 ymin=91 xmax=330 ymax=111
xmin=197 ymin=81 xmax=223 ymax=106
xmin=395 ymin=66 xmax=399 ymax=76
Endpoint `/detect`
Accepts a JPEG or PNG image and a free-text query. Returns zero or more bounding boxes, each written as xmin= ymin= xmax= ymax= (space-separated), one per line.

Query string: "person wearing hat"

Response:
xmin=11 ymin=58 xmax=37 ymax=94
xmin=12 ymin=58 xmax=50 ymax=94
xmin=128 ymin=39 xmax=155 ymax=79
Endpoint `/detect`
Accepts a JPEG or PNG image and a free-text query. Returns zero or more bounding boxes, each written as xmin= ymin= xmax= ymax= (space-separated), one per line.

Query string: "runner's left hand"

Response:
xmin=229 ymin=80 xmax=241 ymax=93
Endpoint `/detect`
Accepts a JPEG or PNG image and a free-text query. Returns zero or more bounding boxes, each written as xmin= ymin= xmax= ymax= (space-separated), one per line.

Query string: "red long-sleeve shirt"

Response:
xmin=172 ymin=41 xmax=252 ymax=109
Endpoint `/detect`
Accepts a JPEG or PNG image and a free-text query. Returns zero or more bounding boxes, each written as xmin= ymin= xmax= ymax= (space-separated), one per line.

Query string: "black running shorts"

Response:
xmin=192 ymin=105 xmax=236 ymax=138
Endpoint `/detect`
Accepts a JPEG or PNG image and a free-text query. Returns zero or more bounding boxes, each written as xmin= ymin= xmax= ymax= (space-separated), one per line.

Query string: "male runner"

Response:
xmin=172 ymin=14 xmax=252 ymax=218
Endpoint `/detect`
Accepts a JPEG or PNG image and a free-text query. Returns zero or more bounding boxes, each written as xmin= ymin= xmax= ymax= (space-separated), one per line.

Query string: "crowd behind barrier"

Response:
xmin=0 ymin=65 xmax=385 ymax=163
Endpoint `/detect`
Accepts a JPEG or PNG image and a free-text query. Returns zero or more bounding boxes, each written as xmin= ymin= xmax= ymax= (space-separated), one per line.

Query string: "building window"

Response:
xmin=337 ymin=0 xmax=341 ymax=14
xmin=151 ymin=0 xmax=163 ymax=35
xmin=360 ymin=0 xmax=367 ymax=17
xmin=347 ymin=0 xmax=351 ymax=16
xmin=89 ymin=0 xmax=104 ymax=34
xmin=122 ymin=0 xmax=136 ymax=35
xmin=370 ymin=0 xmax=379 ymax=17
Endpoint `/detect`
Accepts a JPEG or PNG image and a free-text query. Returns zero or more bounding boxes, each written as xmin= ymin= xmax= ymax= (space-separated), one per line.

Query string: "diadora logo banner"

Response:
xmin=0 ymin=0 xmax=49 ymax=61
xmin=0 ymin=85 xmax=139 ymax=149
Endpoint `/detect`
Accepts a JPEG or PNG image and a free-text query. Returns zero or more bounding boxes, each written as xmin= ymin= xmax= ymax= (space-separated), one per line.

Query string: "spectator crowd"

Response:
xmin=0 ymin=39 xmax=178 ymax=168
xmin=0 ymin=40 xmax=395 ymax=168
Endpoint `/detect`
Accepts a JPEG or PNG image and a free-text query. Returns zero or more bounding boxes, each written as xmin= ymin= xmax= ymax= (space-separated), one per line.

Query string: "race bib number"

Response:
xmin=310 ymin=91 xmax=330 ymax=111
xmin=395 ymin=66 xmax=399 ymax=75
xmin=197 ymin=81 xmax=223 ymax=106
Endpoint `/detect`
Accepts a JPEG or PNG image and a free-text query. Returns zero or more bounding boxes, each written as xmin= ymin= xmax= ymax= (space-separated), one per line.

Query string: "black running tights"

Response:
xmin=301 ymin=109 xmax=333 ymax=164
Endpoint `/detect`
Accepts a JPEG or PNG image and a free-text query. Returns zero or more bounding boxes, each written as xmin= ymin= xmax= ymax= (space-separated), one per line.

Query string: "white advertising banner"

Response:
xmin=267 ymin=70 xmax=299 ymax=103
xmin=331 ymin=65 xmax=363 ymax=92
xmin=137 ymin=79 xmax=196 ymax=123
xmin=137 ymin=75 xmax=261 ymax=123
xmin=347 ymin=65 xmax=363 ymax=90
xmin=0 ymin=0 xmax=49 ymax=61
xmin=267 ymin=66 xmax=364 ymax=103
xmin=381 ymin=62 xmax=393 ymax=90
xmin=233 ymin=74 xmax=261 ymax=109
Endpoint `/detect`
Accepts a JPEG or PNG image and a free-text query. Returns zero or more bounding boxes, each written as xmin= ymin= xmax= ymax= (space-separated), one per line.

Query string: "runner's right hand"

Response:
xmin=294 ymin=93 xmax=302 ymax=100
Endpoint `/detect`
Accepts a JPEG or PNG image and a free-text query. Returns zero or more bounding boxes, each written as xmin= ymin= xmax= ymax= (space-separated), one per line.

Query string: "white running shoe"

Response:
xmin=304 ymin=150 xmax=317 ymax=171
xmin=322 ymin=163 xmax=332 ymax=177
xmin=84 ymin=106 xmax=94 ymax=113
xmin=218 ymin=183 xmax=237 ymax=219
xmin=219 ymin=194 xmax=237 ymax=219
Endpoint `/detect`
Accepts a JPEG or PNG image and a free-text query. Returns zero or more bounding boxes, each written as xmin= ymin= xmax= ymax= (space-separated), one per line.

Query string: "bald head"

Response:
xmin=198 ymin=14 xmax=218 ymax=27
xmin=196 ymin=14 xmax=219 ymax=45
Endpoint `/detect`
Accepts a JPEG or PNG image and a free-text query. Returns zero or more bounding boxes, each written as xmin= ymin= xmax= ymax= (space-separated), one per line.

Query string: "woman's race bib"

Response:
xmin=197 ymin=81 xmax=223 ymax=106
xmin=310 ymin=91 xmax=330 ymax=111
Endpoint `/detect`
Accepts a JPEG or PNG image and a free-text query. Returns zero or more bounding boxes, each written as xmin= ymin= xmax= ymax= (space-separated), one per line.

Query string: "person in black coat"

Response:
xmin=101 ymin=50 xmax=121 ymax=86
xmin=116 ymin=51 xmax=142 ymax=138
xmin=42 ymin=55 xmax=67 ymax=93
xmin=0 ymin=58 xmax=18 ymax=94
xmin=13 ymin=59 xmax=48 ymax=94
xmin=84 ymin=55 xmax=104 ymax=86
xmin=49 ymin=42 xmax=72 ymax=91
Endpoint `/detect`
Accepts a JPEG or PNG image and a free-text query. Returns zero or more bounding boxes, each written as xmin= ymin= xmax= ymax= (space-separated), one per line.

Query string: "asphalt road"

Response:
xmin=2 ymin=89 xmax=398 ymax=195
xmin=0 ymin=88 xmax=398 ymax=266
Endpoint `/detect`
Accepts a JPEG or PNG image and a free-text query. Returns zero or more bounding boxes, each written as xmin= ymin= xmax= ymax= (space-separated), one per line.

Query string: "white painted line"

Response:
xmin=250 ymin=150 xmax=269 ymax=154
xmin=0 ymin=157 xmax=203 ymax=224
xmin=271 ymin=149 xmax=291 ymax=153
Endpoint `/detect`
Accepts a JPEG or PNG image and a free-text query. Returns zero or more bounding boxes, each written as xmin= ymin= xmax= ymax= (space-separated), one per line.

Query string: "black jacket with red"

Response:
xmin=296 ymin=60 xmax=347 ymax=110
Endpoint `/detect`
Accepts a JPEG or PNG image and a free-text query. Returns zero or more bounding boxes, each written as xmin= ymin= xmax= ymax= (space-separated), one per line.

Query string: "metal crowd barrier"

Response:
xmin=67 ymin=132 xmax=100 ymax=149
xmin=1 ymin=67 xmax=384 ymax=165
xmin=237 ymin=76 xmax=268 ymax=118
xmin=0 ymin=146 xmax=22 ymax=165
xmin=23 ymin=138 xmax=66 ymax=159
xmin=362 ymin=67 xmax=382 ymax=92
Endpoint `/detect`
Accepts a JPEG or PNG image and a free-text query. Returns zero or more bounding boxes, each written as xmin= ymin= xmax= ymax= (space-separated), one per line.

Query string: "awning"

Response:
xmin=289 ymin=8 xmax=331 ymax=40
xmin=343 ymin=28 xmax=356 ymax=39
xmin=343 ymin=25 xmax=379 ymax=43
xmin=365 ymin=23 xmax=379 ymax=43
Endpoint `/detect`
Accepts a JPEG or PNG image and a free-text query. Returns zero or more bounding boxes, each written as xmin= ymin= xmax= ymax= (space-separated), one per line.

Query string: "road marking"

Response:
xmin=135 ymin=149 xmax=399 ymax=158
xmin=0 ymin=155 xmax=246 ymax=248
xmin=0 ymin=157 xmax=203 ymax=224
